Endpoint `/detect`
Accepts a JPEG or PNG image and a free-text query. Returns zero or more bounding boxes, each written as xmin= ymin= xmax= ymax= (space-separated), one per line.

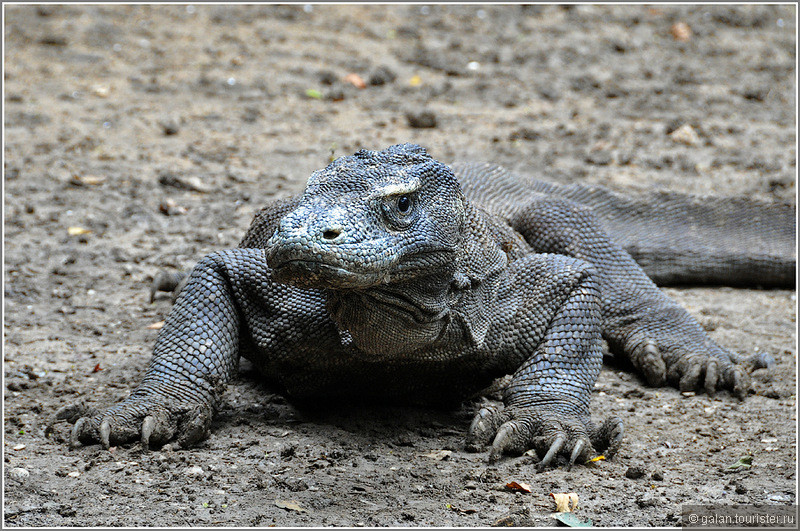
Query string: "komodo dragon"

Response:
xmin=60 ymin=143 xmax=795 ymax=467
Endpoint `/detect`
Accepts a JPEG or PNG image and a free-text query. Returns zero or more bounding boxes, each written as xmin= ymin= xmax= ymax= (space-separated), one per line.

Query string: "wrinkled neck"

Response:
xmin=325 ymin=201 xmax=512 ymax=358
xmin=326 ymin=271 xmax=459 ymax=356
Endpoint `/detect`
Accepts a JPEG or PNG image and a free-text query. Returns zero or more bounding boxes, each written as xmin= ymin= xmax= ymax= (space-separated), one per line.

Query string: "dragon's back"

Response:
xmin=452 ymin=161 xmax=796 ymax=288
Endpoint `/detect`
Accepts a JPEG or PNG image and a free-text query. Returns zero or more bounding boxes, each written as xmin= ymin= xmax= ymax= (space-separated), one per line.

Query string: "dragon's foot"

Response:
xmin=53 ymin=393 xmax=212 ymax=449
xmin=465 ymin=401 xmax=622 ymax=468
xmin=626 ymin=335 xmax=773 ymax=399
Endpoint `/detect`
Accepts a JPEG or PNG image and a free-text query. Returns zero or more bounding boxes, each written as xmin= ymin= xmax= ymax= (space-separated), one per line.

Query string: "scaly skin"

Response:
xmin=60 ymin=144 xmax=793 ymax=467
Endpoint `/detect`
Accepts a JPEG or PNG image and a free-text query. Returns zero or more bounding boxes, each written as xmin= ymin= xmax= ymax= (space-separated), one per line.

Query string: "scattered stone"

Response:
xmin=741 ymin=87 xmax=769 ymax=102
xmin=509 ymin=128 xmax=542 ymax=141
xmin=184 ymin=465 xmax=204 ymax=476
xmin=9 ymin=467 xmax=30 ymax=480
xmin=318 ymin=70 xmax=338 ymax=86
xmin=586 ymin=150 xmax=614 ymax=165
xmin=282 ymin=476 xmax=309 ymax=492
xmin=57 ymin=506 xmax=77 ymax=517
xmin=159 ymin=199 xmax=188 ymax=216
xmin=405 ymin=110 xmax=437 ymax=129
xmin=625 ymin=465 xmax=647 ymax=479
xmin=159 ymin=119 xmax=180 ymax=136
xmin=636 ymin=492 xmax=658 ymax=508
xmin=669 ymin=123 xmax=700 ymax=146
xmin=157 ymin=172 xmax=212 ymax=193
xmin=39 ymin=35 xmax=68 ymax=46
xmin=325 ymin=88 xmax=345 ymax=102
xmin=368 ymin=65 xmax=397 ymax=86
xmin=651 ymin=469 xmax=664 ymax=481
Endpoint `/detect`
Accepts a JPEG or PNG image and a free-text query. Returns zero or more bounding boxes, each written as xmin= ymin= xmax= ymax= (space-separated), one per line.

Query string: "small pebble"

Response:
xmin=184 ymin=465 xmax=204 ymax=476
xmin=405 ymin=110 xmax=437 ymax=129
xmin=625 ymin=465 xmax=647 ymax=480
xmin=9 ymin=467 xmax=30 ymax=480
xmin=159 ymin=119 xmax=180 ymax=136
xmin=368 ymin=65 xmax=397 ymax=86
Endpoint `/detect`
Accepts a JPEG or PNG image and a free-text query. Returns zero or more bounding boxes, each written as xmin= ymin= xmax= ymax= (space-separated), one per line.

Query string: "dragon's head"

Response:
xmin=266 ymin=144 xmax=466 ymax=289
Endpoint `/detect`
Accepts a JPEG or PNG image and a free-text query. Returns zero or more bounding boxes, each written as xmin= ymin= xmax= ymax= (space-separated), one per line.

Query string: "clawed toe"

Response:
xmin=466 ymin=401 xmax=508 ymax=452
xmin=536 ymin=433 xmax=565 ymax=468
xmin=58 ymin=393 xmax=212 ymax=450
xmin=468 ymin=404 xmax=611 ymax=469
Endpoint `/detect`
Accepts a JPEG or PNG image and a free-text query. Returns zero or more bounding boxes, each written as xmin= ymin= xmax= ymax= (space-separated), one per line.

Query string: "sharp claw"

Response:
xmin=469 ymin=407 xmax=492 ymax=435
xmin=704 ymin=359 xmax=719 ymax=397
xmin=538 ymin=434 xmax=565 ymax=468
xmin=489 ymin=424 xmax=514 ymax=463
xmin=141 ymin=416 xmax=155 ymax=448
xmin=70 ymin=417 xmax=87 ymax=448
xmin=679 ymin=362 xmax=703 ymax=392
xmin=611 ymin=422 xmax=623 ymax=457
xmin=745 ymin=351 xmax=775 ymax=371
xmin=728 ymin=365 xmax=749 ymax=400
xmin=99 ymin=419 xmax=111 ymax=449
xmin=756 ymin=353 xmax=776 ymax=370
xmin=639 ymin=341 xmax=666 ymax=387
xmin=568 ymin=439 xmax=586 ymax=469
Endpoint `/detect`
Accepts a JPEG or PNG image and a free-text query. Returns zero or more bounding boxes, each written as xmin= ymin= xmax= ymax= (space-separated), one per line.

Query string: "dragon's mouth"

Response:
xmin=269 ymin=258 xmax=389 ymax=289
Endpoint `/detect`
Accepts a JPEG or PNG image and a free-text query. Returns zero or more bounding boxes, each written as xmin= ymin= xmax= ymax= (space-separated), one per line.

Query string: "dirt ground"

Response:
xmin=3 ymin=4 xmax=797 ymax=528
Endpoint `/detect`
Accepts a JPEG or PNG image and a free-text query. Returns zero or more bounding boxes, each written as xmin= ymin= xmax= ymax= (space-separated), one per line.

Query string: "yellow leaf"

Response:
xmin=587 ymin=455 xmax=606 ymax=463
xmin=422 ymin=449 xmax=452 ymax=460
xmin=67 ymin=226 xmax=91 ymax=236
xmin=505 ymin=481 xmax=532 ymax=493
xmin=550 ymin=492 xmax=579 ymax=512
xmin=344 ymin=73 xmax=366 ymax=89
xmin=409 ymin=74 xmax=422 ymax=87
xmin=275 ymin=499 xmax=307 ymax=513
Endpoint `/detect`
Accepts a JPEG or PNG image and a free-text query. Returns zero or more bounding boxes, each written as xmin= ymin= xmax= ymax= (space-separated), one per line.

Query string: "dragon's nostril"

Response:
xmin=322 ymin=229 xmax=341 ymax=241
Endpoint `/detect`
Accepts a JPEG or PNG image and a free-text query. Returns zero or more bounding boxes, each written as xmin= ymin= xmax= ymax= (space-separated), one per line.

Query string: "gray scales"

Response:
xmin=58 ymin=144 xmax=795 ymax=468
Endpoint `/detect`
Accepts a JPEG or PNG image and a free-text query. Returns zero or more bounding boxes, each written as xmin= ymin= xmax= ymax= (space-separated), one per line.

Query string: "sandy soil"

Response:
xmin=3 ymin=4 xmax=797 ymax=527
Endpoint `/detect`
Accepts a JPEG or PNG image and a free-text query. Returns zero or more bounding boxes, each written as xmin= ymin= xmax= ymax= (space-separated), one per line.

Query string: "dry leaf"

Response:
xmin=70 ymin=175 xmax=106 ymax=186
xmin=159 ymin=199 xmax=187 ymax=216
xmin=550 ymin=492 xmax=580 ymax=512
xmin=67 ymin=226 xmax=91 ymax=236
xmin=725 ymin=455 xmax=753 ymax=472
xmin=505 ymin=481 xmax=532 ymax=493
xmin=554 ymin=512 xmax=593 ymax=527
xmin=669 ymin=124 xmax=700 ymax=146
xmin=422 ymin=449 xmax=452 ymax=460
xmin=670 ymin=22 xmax=692 ymax=42
xmin=91 ymin=85 xmax=111 ymax=97
xmin=275 ymin=499 xmax=307 ymax=513
xmin=344 ymin=73 xmax=366 ymax=89
xmin=147 ymin=321 xmax=165 ymax=329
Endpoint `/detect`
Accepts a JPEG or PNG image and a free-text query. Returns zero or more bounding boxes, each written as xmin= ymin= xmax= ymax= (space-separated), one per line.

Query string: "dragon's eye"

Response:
xmin=397 ymin=195 xmax=411 ymax=214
